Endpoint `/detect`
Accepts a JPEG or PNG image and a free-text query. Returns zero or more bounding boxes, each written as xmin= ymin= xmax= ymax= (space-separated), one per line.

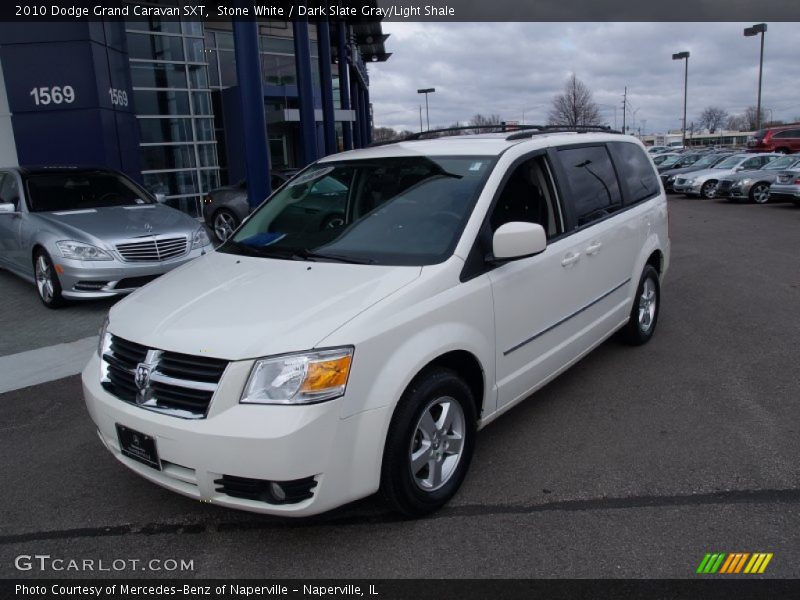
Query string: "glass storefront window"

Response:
xmin=143 ymin=170 xmax=199 ymax=197
xmin=261 ymin=53 xmax=296 ymax=86
xmin=196 ymin=144 xmax=218 ymax=167
xmin=182 ymin=21 xmax=203 ymax=37
xmin=127 ymin=32 xmax=185 ymax=62
xmin=206 ymin=49 xmax=220 ymax=86
xmin=218 ymin=50 xmax=237 ymax=87
xmin=199 ymin=169 xmax=220 ymax=192
xmin=138 ymin=118 xmax=194 ymax=143
xmin=192 ymin=92 xmax=212 ymax=116
xmin=188 ymin=64 xmax=208 ymax=88
xmin=260 ymin=36 xmax=294 ymax=54
xmin=194 ymin=118 xmax=215 ymax=141
xmin=133 ymin=89 xmax=190 ymax=116
xmin=130 ymin=62 xmax=188 ymax=89
xmin=141 ymin=145 xmax=196 ymax=171
xmin=184 ymin=37 xmax=205 ymax=62
xmin=215 ymin=31 xmax=234 ymax=50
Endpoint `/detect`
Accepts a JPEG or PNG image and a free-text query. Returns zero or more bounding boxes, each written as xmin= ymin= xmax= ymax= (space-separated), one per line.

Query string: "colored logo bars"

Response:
xmin=696 ymin=553 xmax=773 ymax=574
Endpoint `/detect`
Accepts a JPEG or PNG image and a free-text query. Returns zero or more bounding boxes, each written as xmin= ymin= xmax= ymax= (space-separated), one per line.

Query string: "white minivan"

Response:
xmin=83 ymin=129 xmax=669 ymax=517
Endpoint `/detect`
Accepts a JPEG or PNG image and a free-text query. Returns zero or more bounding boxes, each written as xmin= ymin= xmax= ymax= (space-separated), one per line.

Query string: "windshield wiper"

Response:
xmin=294 ymin=249 xmax=375 ymax=264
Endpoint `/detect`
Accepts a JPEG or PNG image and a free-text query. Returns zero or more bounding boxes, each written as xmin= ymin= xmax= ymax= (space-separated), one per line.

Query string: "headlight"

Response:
xmin=686 ymin=178 xmax=697 ymax=185
xmin=241 ymin=347 xmax=354 ymax=405
xmin=56 ymin=240 xmax=113 ymax=261
xmin=191 ymin=227 xmax=210 ymax=249
xmin=738 ymin=179 xmax=751 ymax=187
xmin=666 ymin=175 xmax=675 ymax=183
xmin=97 ymin=316 xmax=110 ymax=358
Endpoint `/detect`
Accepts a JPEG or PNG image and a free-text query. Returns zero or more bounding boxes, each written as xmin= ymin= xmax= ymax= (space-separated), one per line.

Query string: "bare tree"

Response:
xmin=548 ymin=74 xmax=601 ymax=127
xmin=698 ymin=106 xmax=729 ymax=132
xmin=726 ymin=114 xmax=749 ymax=131
xmin=372 ymin=127 xmax=402 ymax=143
xmin=468 ymin=113 xmax=503 ymax=133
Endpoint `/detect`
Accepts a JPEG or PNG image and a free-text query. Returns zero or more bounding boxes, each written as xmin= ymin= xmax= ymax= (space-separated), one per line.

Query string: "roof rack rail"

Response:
xmin=505 ymin=125 xmax=621 ymax=141
xmin=367 ymin=124 xmax=623 ymax=147
xmin=368 ymin=124 xmax=546 ymax=147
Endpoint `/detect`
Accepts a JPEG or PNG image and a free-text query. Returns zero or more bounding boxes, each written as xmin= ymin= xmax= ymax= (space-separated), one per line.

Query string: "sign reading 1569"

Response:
xmin=28 ymin=86 xmax=130 ymax=108
xmin=29 ymin=85 xmax=76 ymax=106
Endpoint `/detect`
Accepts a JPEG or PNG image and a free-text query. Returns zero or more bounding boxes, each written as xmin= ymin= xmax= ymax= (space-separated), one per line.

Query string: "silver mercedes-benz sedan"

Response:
xmin=0 ymin=166 xmax=210 ymax=308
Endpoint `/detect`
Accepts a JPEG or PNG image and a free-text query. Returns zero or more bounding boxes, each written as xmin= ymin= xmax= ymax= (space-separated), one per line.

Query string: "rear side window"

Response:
xmin=774 ymin=129 xmax=800 ymax=139
xmin=608 ymin=142 xmax=661 ymax=206
xmin=556 ymin=145 xmax=622 ymax=228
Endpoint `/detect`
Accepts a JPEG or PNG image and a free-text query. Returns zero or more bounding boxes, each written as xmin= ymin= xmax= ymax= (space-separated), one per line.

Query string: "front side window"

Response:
xmin=489 ymin=156 xmax=561 ymax=239
xmin=608 ymin=142 xmax=660 ymax=206
xmin=220 ymin=156 xmax=495 ymax=266
xmin=556 ymin=145 xmax=622 ymax=228
xmin=762 ymin=156 xmax=798 ymax=171
xmin=714 ymin=156 xmax=746 ymax=169
xmin=0 ymin=174 xmax=20 ymax=209
xmin=25 ymin=172 xmax=154 ymax=212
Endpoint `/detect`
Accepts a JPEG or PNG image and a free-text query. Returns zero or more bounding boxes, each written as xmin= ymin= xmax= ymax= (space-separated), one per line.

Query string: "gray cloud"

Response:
xmin=367 ymin=22 xmax=800 ymax=134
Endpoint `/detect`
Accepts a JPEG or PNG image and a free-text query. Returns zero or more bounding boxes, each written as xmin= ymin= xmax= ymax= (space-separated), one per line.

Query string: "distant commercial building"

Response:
xmin=0 ymin=17 xmax=390 ymax=216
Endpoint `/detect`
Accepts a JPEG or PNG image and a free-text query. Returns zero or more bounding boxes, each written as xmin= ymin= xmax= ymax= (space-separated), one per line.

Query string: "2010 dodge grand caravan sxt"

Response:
xmin=83 ymin=130 xmax=669 ymax=517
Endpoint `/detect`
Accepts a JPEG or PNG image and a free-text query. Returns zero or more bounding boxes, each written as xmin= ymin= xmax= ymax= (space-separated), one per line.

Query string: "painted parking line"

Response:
xmin=0 ymin=336 xmax=97 ymax=394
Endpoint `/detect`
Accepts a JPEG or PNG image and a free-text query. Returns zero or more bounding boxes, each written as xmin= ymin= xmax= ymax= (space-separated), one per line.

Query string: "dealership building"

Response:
xmin=0 ymin=15 xmax=390 ymax=216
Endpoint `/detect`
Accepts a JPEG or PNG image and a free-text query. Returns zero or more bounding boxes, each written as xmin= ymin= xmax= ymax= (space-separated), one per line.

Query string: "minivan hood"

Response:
xmin=35 ymin=204 xmax=198 ymax=241
xmin=109 ymin=251 xmax=422 ymax=360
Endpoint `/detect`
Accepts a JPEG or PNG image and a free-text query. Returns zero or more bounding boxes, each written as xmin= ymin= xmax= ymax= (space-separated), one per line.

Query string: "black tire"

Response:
xmin=749 ymin=182 xmax=771 ymax=204
xmin=700 ymin=180 xmax=718 ymax=199
xmin=33 ymin=249 xmax=65 ymax=309
xmin=380 ymin=367 xmax=477 ymax=517
xmin=620 ymin=265 xmax=660 ymax=346
xmin=212 ymin=208 xmax=239 ymax=242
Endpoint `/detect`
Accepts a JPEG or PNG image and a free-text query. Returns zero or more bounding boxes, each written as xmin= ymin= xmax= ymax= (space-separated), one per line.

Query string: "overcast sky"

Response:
xmin=366 ymin=22 xmax=800 ymax=135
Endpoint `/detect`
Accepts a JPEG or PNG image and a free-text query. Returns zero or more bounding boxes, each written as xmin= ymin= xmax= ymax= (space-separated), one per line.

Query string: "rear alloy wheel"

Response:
xmin=700 ymin=180 xmax=718 ymax=199
xmin=381 ymin=368 xmax=476 ymax=517
xmin=749 ymin=183 xmax=771 ymax=204
xmin=620 ymin=265 xmax=660 ymax=346
xmin=212 ymin=209 xmax=239 ymax=242
xmin=34 ymin=250 xmax=65 ymax=309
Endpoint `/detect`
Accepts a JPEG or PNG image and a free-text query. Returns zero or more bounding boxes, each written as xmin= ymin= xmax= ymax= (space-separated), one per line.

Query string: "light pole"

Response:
xmin=744 ymin=23 xmax=767 ymax=131
xmin=417 ymin=88 xmax=435 ymax=131
xmin=672 ymin=51 xmax=690 ymax=148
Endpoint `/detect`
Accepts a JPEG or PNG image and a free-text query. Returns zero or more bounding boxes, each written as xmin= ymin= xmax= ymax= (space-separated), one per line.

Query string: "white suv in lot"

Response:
xmin=83 ymin=129 xmax=669 ymax=517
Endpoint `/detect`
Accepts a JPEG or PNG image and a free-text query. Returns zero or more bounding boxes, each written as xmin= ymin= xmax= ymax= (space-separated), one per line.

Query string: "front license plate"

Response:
xmin=116 ymin=424 xmax=161 ymax=470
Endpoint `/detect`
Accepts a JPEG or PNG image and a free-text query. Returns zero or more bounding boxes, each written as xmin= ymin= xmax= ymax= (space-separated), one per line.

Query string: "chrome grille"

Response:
xmin=101 ymin=335 xmax=227 ymax=419
xmin=116 ymin=236 xmax=188 ymax=262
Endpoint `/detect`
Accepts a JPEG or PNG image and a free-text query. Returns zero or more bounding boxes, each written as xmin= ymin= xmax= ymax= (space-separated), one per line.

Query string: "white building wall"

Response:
xmin=0 ymin=56 xmax=19 ymax=167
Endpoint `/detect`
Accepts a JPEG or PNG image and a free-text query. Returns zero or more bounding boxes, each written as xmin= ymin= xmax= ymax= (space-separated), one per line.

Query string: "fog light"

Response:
xmin=269 ymin=482 xmax=286 ymax=502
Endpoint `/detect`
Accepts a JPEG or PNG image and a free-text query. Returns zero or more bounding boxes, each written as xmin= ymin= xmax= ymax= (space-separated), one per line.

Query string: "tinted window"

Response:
xmin=25 ymin=172 xmax=153 ymax=212
xmin=608 ymin=142 xmax=661 ymax=206
xmin=0 ymin=173 xmax=20 ymax=208
xmin=221 ymin=156 xmax=495 ymax=266
xmin=741 ymin=157 xmax=764 ymax=169
xmin=557 ymin=146 xmax=622 ymax=227
xmin=773 ymin=129 xmax=799 ymax=139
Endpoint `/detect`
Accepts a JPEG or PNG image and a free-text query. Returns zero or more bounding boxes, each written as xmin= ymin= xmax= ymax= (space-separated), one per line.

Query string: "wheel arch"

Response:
xmin=413 ymin=350 xmax=485 ymax=420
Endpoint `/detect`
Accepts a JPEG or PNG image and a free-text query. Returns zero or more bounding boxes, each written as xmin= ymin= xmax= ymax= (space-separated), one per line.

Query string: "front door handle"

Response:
xmin=585 ymin=241 xmax=603 ymax=255
xmin=561 ymin=251 xmax=581 ymax=267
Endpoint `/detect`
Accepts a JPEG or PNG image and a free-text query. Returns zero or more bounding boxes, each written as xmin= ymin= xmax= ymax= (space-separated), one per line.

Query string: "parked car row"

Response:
xmin=658 ymin=150 xmax=800 ymax=204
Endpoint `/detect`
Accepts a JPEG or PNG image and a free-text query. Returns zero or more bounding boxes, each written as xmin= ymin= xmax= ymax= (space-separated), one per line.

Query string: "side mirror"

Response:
xmin=492 ymin=222 xmax=547 ymax=261
xmin=154 ymin=193 xmax=167 ymax=203
xmin=0 ymin=202 xmax=16 ymax=214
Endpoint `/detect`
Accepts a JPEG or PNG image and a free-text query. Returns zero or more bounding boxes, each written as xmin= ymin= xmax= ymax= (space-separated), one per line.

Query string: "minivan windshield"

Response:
xmin=219 ymin=156 xmax=496 ymax=266
xmin=26 ymin=171 xmax=154 ymax=212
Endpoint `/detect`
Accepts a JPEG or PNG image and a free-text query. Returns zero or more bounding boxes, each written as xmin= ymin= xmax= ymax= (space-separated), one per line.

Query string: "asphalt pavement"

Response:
xmin=1 ymin=196 xmax=798 ymax=579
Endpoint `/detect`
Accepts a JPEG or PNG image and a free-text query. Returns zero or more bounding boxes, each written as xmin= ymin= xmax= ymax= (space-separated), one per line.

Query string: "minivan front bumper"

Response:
xmin=81 ymin=353 xmax=389 ymax=516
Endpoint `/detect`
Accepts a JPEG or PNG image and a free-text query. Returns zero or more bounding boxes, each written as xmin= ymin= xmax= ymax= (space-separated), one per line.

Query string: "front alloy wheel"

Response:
xmin=750 ymin=183 xmax=770 ymax=204
xmin=700 ymin=181 xmax=718 ymax=199
xmin=381 ymin=368 xmax=476 ymax=517
xmin=34 ymin=250 xmax=65 ymax=308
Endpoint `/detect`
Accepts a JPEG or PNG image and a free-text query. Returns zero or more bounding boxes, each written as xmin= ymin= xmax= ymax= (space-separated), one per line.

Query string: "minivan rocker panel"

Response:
xmin=83 ymin=131 xmax=669 ymax=517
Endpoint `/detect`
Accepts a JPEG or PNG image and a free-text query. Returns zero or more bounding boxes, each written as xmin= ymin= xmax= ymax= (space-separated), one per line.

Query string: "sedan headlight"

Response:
xmin=686 ymin=178 xmax=697 ymax=186
xmin=191 ymin=226 xmax=211 ymax=249
xmin=666 ymin=175 xmax=676 ymax=183
xmin=241 ymin=347 xmax=354 ymax=405
xmin=738 ymin=179 xmax=752 ymax=187
xmin=56 ymin=240 xmax=113 ymax=261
